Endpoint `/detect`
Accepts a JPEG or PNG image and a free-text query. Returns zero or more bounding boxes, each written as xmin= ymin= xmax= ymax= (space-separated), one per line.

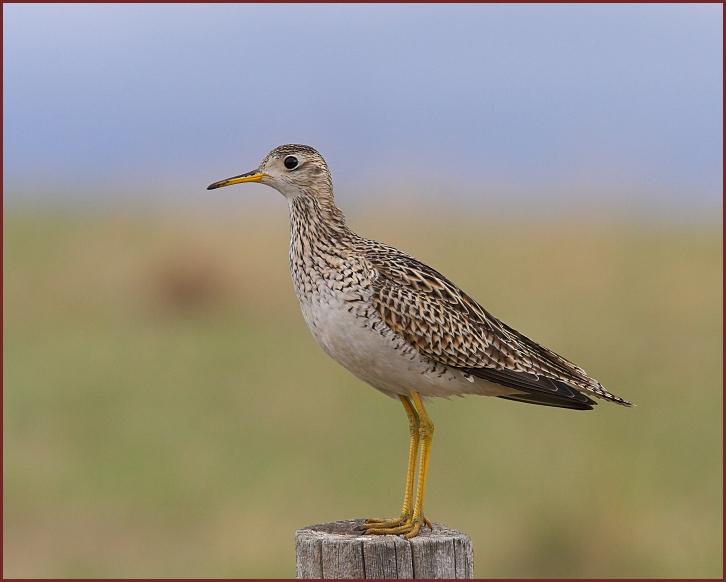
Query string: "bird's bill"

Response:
xmin=207 ymin=170 xmax=267 ymax=190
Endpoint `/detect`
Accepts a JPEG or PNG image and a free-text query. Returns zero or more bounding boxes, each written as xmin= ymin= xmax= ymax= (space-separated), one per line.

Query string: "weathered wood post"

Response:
xmin=295 ymin=519 xmax=473 ymax=579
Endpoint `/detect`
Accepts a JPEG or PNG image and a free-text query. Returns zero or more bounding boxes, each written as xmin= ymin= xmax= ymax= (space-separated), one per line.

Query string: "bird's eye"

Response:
xmin=284 ymin=156 xmax=299 ymax=170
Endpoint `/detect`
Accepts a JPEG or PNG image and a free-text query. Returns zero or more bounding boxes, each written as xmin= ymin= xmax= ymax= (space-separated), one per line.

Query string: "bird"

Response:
xmin=207 ymin=144 xmax=632 ymax=539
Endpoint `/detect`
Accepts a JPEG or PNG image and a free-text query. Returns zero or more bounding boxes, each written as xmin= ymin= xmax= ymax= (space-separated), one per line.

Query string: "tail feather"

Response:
xmin=464 ymin=366 xmax=599 ymax=411
xmin=496 ymin=389 xmax=596 ymax=411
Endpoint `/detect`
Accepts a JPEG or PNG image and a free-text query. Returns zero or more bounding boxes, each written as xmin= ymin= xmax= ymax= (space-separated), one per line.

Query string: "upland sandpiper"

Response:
xmin=208 ymin=144 xmax=632 ymax=539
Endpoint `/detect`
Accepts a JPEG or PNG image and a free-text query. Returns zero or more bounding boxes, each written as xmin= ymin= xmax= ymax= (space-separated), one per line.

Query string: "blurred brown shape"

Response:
xmin=151 ymin=249 xmax=236 ymax=313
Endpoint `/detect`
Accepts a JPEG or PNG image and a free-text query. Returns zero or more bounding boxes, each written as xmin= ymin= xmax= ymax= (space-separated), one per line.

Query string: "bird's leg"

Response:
xmin=363 ymin=396 xmax=420 ymax=529
xmin=363 ymin=391 xmax=434 ymax=538
xmin=406 ymin=391 xmax=434 ymax=537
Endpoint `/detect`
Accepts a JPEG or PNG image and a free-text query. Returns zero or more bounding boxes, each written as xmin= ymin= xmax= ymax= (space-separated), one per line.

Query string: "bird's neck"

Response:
xmin=289 ymin=194 xmax=357 ymax=267
xmin=289 ymin=194 xmax=349 ymax=238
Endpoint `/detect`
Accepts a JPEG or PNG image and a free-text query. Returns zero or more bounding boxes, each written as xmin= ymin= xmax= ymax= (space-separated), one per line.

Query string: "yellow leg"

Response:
xmin=406 ymin=391 xmax=434 ymax=538
xmin=364 ymin=391 xmax=434 ymax=538
xmin=363 ymin=396 xmax=420 ymax=528
xmin=399 ymin=396 xmax=421 ymax=518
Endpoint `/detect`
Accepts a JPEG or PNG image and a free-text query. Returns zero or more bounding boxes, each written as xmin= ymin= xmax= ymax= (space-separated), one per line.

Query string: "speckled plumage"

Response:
xmin=207 ymin=143 xmax=632 ymax=539
xmin=263 ymin=145 xmax=631 ymax=411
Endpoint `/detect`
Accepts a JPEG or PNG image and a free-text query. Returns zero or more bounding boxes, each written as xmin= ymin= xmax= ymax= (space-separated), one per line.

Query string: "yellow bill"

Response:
xmin=207 ymin=171 xmax=267 ymax=190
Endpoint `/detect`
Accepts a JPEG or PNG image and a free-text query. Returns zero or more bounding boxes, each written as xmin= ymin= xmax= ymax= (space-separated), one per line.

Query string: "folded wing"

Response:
xmin=364 ymin=246 xmax=631 ymax=410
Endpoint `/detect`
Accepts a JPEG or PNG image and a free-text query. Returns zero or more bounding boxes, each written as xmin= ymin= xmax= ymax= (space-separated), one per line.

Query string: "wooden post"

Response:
xmin=295 ymin=519 xmax=473 ymax=579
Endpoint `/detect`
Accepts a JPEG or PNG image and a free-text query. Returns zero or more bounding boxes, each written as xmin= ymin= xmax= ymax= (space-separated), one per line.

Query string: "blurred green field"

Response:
xmin=3 ymin=203 xmax=723 ymax=578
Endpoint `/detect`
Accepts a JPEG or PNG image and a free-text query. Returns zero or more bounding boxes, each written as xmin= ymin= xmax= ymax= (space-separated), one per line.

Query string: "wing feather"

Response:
xmin=364 ymin=245 xmax=631 ymax=407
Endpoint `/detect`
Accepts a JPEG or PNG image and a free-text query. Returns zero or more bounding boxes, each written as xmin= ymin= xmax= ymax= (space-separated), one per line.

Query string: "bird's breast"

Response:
xmin=295 ymin=285 xmax=492 ymax=398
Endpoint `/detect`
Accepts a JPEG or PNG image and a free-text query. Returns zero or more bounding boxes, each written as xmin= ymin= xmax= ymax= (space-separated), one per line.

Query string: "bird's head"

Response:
xmin=207 ymin=144 xmax=333 ymax=201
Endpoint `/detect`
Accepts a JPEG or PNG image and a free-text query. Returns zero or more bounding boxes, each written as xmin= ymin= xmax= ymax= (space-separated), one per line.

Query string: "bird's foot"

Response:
xmin=361 ymin=515 xmax=407 ymax=529
xmin=363 ymin=514 xmax=432 ymax=529
xmin=361 ymin=514 xmax=432 ymax=539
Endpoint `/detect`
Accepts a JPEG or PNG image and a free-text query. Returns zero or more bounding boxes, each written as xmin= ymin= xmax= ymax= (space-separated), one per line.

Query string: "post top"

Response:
xmin=296 ymin=518 xmax=469 ymax=542
xmin=295 ymin=519 xmax=474 ymax=579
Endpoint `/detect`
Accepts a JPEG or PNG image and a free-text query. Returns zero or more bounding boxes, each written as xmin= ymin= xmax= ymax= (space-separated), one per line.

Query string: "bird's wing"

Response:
xmin=363 ymin=245 xmax=631 ymax=408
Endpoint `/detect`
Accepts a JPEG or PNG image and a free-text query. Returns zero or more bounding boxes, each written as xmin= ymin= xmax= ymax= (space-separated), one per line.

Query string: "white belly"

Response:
xmin=298 ymin=293 xmax=516 ymax=399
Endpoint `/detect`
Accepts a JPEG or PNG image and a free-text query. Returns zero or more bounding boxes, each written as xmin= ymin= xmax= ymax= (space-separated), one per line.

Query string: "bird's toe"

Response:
xmin=362 ymin=515 xmax=430 ymax=538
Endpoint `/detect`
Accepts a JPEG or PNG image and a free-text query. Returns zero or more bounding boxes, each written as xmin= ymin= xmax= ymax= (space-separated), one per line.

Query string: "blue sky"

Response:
xmin=3 ymin=4 xmax=722 ymax=217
